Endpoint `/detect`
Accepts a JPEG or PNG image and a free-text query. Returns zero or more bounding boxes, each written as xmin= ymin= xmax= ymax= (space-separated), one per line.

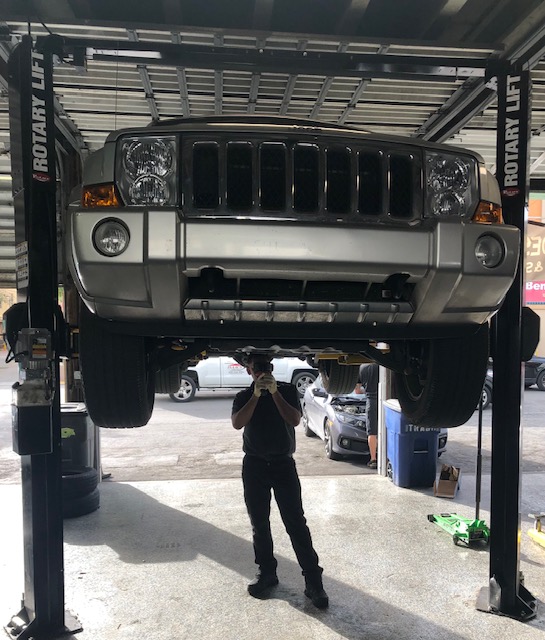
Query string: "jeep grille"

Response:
xmin=187 ymin=139 xmax=421 ymax=221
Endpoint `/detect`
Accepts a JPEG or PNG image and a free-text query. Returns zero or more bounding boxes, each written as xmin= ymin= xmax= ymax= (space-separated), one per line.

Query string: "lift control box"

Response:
xmin=11 ymin=328 xmax=54 ymax=455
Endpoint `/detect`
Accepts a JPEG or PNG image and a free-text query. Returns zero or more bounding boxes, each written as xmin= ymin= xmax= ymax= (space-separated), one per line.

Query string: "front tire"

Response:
xmin=169 ymin=375 xmax=197 ymax=402
xmin=302 ymin=407 xmax=316 ymax=437
xmin=394 ymin=324 xmax=489 ymax=428
xmin=79 ymin=303 xmax=155 ymax=428
xmin=536 ymin=370 xmax=545 ymax=391
xmin=324 ymin=423 xmax=342 ymax=460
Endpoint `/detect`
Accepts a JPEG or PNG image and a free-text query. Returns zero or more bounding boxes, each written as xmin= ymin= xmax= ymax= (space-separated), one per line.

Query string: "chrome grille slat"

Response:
xmin=188 ymin=137 xmax=420 ymax=221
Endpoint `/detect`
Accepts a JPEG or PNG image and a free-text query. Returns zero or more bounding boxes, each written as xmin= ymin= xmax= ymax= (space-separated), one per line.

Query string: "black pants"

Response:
xmin=242 ymin=454 xmax=323 ymax=580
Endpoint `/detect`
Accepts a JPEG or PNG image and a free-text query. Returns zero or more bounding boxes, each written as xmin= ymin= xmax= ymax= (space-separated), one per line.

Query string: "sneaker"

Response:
xmin=247 ymin=572 xmax=279 ymax=598
xmin=304 ymin=583 xmax=329 ymax=609
xmin=367 ymin=459 xmax=377 ymax=469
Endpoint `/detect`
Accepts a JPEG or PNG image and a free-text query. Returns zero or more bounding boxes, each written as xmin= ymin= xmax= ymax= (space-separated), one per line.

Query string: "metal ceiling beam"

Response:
xmin=214 ymin=34 xmax=223 ymax=116
xmin=337 ymin=45 xmax=389 ymax=125
xmin=417 ymin=9 xmax=545 ymax=143
xmin=252 ymin=0 xmax=274 ymax=31
xmin=171 ymin=32 xmax=190 ymax=117
xmin=248 ymin=39 xmax=266 ymax=114
xmin=416 ymin=76 xmax=497 ymax=142
xmin=310 ymin=43 xmax=348 ymax=119
xmin=335 ymin=0 xmax=371 ymax=36
xmin=127 ymin=29 xmax=160 ymax=122
xmin=73 ymin=39 xmax=488 ymax=82
xmin=279 ymin=39 xmax=307 ymax=116
xmin=530 ymin=151 xmax=545 ymax=174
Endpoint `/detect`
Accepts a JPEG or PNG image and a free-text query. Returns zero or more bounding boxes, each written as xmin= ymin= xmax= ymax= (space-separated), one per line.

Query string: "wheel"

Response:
xmin=318 ymin=361 xmax=360 ymax=395
xmin=302 ymin=406 xmax=316 ymax=437
xmin=324 ymin=423 xmax=342 ymax=460
xmin=291 ymin=371 xmax=317 ymax=397
xmin=62 ymin=466 xmax=99 ymax=499
xmin=169 ymin=375 xmax=197 ymax=402
xmin=537 ymin=370 xmax=545 ymax=391
xmin=63 ymin=487 xmax=100 ymax=519
xmin=394 ymin=324 xmax=489 ymax=428
xmin=79 ymin=302 xmax=155 ymax=428
xmin=155 ymin=365 xmax=181 ymax=394
xmin=386 ymin=459 xmax=393 ymax=480
xmin=480 ymin=384 xmax=492 ymax=410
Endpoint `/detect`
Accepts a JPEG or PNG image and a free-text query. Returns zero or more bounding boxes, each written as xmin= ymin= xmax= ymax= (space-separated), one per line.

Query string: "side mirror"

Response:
xmin=312 ymin=388 xmax=327 ymax=398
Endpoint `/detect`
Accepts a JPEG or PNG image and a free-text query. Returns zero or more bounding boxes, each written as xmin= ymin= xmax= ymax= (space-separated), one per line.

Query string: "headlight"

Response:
xmin=93 ymin=220 xmax=130 ymax=256
xmin=116 ymin=135 xmax=177 ymax=206
xmin=425 ymin=151 xmax=478 ymax=218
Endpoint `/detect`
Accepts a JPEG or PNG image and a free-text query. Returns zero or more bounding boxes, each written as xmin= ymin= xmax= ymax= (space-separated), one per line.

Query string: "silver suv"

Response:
xmin=67 ymin=116 xmax=519 ymax=429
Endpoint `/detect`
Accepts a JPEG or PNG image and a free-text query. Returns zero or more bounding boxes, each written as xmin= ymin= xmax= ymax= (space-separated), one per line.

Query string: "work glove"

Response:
xmin=254 ymin=377 xmax=269 ymax=397
xmin=261 ymin=374 xmax=278 ymax=395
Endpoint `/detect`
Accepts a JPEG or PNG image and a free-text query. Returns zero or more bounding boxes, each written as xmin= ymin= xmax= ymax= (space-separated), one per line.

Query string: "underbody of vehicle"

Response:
xmin=67 ymin=116 xmax=520 ymax=429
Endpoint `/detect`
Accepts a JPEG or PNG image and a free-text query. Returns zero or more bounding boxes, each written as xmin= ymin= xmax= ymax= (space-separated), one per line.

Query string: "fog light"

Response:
xmin=93 ymin=220 xmax=130 ymax=256
xmin=475 ymin=235 xmax=504 ymax=268
xmin=340 ymin=438 xmax=351 ymax=449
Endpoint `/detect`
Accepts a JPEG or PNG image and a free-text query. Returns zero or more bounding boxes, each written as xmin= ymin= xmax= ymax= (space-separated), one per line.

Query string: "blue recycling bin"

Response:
xmin=384 ymin=399 xmax=439 ymax=488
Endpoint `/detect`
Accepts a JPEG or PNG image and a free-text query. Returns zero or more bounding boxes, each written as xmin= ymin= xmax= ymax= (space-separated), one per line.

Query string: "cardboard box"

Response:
xmin=433 ymin=464 xmax=461 ymax=498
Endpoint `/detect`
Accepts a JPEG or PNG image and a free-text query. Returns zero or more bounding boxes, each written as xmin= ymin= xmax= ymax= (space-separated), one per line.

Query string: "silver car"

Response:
xmin=67 ymin=115 xmax=519 ymax=429
xmin=302 ymin=376 xmax=447 ymax=461
xmin=302 ymin=376 xmax=369 ymax=460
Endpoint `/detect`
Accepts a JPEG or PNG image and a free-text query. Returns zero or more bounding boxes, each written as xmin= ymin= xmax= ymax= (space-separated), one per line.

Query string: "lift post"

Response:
xmin=5 ymin=35 xmax=81 ymax=639
xmin=476 ymin=64 xmax=537 ymax=621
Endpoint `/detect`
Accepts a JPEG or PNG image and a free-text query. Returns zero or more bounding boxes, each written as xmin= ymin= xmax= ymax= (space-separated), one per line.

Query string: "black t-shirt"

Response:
xmin=232 ymin=382 xmax=301 ymax=458
xmin=359 ymin=363 xmax=378 ymax=399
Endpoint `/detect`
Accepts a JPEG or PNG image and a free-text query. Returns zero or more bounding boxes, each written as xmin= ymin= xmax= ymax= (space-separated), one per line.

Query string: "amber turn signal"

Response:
xmin=82 ymin=183 xmax=122 ymax=208
xmin=472 ymin=201 xmax=503 ymax=224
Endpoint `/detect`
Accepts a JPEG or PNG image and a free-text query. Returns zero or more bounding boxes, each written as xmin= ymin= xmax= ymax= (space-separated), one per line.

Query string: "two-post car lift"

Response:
xmin=3 ymin=32 xmax=541 ymax=638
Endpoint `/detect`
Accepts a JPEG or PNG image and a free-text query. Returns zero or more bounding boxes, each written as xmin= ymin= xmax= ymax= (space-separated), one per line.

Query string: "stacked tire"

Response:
xmin=62 ymin=465 xmax=100 ymax=519
xmin=61 ymin=403 xmax=101 ymax=518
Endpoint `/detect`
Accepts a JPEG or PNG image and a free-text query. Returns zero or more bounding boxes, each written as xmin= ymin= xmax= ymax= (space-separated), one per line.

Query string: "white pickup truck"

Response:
xmin=168 ymin=357 xmax=318 ymax=402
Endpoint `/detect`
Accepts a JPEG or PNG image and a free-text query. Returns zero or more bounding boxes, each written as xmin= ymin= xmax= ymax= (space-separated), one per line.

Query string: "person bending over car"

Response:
xmin=231 ymin=354 xmax=328 ymax=608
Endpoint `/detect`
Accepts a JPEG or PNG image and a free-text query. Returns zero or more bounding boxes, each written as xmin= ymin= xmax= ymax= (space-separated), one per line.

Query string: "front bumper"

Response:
xmin=68 ymin=208 xmax=520 ymax=333
xmin=332 ymin=421 xmax=369 ymax=455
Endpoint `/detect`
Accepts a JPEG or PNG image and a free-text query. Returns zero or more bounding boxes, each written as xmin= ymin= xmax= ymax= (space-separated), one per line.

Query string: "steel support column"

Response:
xmin=476 ymin=64 xmax=537 ymax=621
xmin=5 ymin=35 xmax=81 ymax=639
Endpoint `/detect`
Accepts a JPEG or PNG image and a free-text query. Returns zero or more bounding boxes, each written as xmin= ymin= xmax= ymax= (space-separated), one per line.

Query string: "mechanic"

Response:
xmin=231 ymin=354 xmax=328 ymax=608
xmin=358 ymin=363 xmax=379 ymax=469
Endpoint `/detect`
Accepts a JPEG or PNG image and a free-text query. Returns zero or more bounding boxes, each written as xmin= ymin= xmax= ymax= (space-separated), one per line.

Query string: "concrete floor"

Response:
xmin=1 ymin=473 xmax=545 ymax=640
xmin=1 ymin=359 xmax=545 ymax=639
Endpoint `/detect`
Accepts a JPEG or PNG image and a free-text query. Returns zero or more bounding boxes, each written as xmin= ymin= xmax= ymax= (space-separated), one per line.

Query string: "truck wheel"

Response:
xmin=537 ymin=370 xmax=545 ymax=391
xmin=292 ymin=371 xmax=317 ymax=397
xmin=155 ymin=365 xmax=181 ymax=394
xmin=169 ymin=375 xmax=197 ymax=402
xmin=79 ymin=303 xmax=155 ymax=428
xmin=394 ymin=324 xmax=489 ymax=428
xmin=318 ymin=361 xmax=359 ymax=395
